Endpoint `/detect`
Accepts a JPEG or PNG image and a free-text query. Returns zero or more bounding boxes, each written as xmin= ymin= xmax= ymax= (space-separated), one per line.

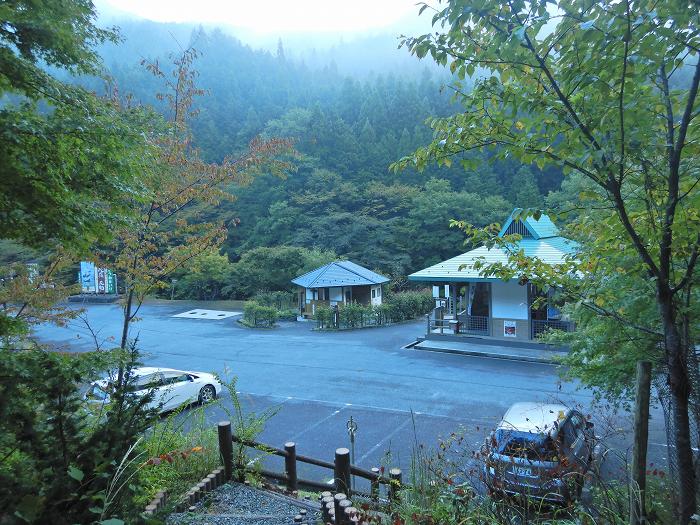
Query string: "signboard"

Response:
xmin=107 ymin=271 xmax=117 ymax=294
xmin=96 ymin=268 xmax=107 ymax=294
xmin=80 ymin=261 xmax=96 ymax=293
xmin=79 ymin=262 xmax=117 ymax=294
xmin=504 ymin=320 xmax=517 ymax=338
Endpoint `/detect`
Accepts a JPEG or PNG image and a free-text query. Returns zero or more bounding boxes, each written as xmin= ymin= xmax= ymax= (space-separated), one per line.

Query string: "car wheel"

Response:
xmin=198 ymin=384 xmax=217 ymax=404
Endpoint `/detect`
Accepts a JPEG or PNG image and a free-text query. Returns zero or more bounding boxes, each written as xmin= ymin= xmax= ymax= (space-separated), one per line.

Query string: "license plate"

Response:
xmin=513 ymin=466 xmax=532 ymax=477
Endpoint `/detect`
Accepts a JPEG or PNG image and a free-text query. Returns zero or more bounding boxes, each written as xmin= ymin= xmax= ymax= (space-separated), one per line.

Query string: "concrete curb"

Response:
xmin=412 ymin=343 xmax=566 ymax=364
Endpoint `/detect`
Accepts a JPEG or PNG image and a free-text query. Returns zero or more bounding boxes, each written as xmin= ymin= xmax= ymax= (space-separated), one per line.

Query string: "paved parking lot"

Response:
xmin=33 ymin=301 xmax=669 ymax=484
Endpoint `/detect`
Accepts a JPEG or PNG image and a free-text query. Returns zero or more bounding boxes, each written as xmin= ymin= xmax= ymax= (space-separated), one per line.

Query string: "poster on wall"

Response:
xmin=504 ymin=320 xmax=517 ymax=338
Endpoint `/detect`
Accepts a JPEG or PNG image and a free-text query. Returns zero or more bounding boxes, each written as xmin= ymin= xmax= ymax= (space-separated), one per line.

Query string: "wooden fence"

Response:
xmin=217 ymin=420 xmax=402 ymax=500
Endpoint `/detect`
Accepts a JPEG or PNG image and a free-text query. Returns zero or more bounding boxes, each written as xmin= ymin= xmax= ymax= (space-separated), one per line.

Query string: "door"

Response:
xmin=130 ymin=372 xmax=165 ymax=411
xmin=159 ymin=372 xmax=198 ymax=411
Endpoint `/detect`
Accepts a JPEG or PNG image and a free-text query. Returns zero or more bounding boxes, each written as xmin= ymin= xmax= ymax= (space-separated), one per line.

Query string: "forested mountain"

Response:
xmin=78 ymin=20 xmax=563 ymax=294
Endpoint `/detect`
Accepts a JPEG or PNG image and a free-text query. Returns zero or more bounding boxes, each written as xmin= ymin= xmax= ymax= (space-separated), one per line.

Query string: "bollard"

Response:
xmin=325 ymin=502 xmax=335 ymax=522
xmin=333 ymin=493 xmax=346 ymax=523
xmin=207 ymin=473 xmax=217 ymax=490
xmin=370 ymin=467 xmax=380 ymax=500
xmin=188 ymin=505 xmax=196 ymax=512
xmin=187 ymin=491 xmax=196 ymax=506
xmin=144 ymin=503 xmax=157 ymax=515
xmin=334 ymin=448 xmax=351 ymax=495
xmin=344 ymin=506 xmax=358 ymax=525
xmin=218 ymin=421 xmax=234 ymax=481
xmin=389 ymin=468 xmax=402 ymax=503
xmin=285 ymin=442 xmax=298 ymax=492
xmin=300 ymin=509 xmax=308 ymax=523
xmin=338 ymin=500 xmax=352 ymax=525
xmin=294 ymin=515 xmax=303 ymax=523
xmin=203 ymin=477 xmax=212 ymax=492
xmin=215 ymin=467 xmax=224 ymax=486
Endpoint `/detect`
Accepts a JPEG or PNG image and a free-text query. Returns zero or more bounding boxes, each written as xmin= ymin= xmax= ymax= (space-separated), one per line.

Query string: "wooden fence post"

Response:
xmin=285 ymin=441 xmax=298 ymax=492
xmin=389 ymin=468 xmax=402 ymax=503
xmin=630 ymin=361 xmax=651 ymax=525
xmin=218 ymin=420 xmax=233 ymax=482
xmin=370 ymin=467 xmax=380 ymax=500
xmin=334 ymin=448 xmax=351 ymax=495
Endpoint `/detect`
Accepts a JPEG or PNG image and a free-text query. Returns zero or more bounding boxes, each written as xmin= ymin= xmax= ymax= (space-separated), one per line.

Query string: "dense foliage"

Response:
xmin=0 ymin=1 xmax=153 ymax=252
xmin=0 ymin=346 xmax=158 ymax=524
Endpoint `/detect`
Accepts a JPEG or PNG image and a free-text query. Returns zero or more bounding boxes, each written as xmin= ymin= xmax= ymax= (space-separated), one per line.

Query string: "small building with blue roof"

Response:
xmin=408 ymin=209 xmax=577 ymax=342
xmin=292 ymin=260 xmax=390 ymax=318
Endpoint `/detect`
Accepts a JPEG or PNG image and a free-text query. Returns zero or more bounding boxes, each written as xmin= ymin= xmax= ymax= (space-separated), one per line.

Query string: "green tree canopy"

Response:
xmin=0 ymin=0 xmax=154 ymax=251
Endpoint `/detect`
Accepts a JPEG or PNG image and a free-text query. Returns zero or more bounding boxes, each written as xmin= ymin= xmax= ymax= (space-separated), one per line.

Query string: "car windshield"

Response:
xmin=87 ymin=383 xmax=110 ymax=401
xmin=495 ymin=429 xmax=560 ymax=462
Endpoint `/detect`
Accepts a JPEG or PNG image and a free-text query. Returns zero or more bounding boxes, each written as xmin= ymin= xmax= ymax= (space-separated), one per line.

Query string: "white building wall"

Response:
xmin=491 ymin=281 xmax=529 ymax=320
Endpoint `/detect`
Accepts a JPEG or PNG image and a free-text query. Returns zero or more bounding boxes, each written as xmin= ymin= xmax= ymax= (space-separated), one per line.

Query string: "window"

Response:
xmin=377 ymin=287 xmax=381 ymax=297
xmin=371 ymin=289 xmax=376 ymax=298
xmin=162 ymin=373 xmax=191 ymax=386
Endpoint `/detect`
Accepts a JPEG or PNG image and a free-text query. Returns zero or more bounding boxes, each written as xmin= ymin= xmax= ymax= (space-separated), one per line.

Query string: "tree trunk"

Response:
xmin=660 ymin=288 xmax=696 ymax=523
xmin=120 ymin=288 xmax=134 ymax=349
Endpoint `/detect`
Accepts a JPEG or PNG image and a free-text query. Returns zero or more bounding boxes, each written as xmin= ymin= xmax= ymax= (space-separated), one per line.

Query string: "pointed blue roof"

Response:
xmin=409 ymin=209 xmax=576 ymax=283
xmin=498 ymin=209 xmax=559 ymax=239
xmin=292 ymin=260 xmax=389 ymax=288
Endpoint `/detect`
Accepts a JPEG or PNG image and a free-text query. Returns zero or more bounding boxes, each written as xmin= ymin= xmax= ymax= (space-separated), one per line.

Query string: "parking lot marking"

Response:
xmin=356 ymin=418 xmax=413 ymax=464
xmin=172 ymin=309 xmax=241 ymax=320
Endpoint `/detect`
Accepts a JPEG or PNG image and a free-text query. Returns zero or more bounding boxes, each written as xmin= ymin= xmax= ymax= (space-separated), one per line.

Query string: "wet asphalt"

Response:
xmin=33 ymin=301 xmax=669 ymax=484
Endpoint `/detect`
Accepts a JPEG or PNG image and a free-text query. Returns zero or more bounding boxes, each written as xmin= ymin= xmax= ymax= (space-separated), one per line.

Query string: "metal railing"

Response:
xmin=456 ymin=314 xmax=490 ymax=336
xmin=530 ymin=319 xmax=575 ymax=339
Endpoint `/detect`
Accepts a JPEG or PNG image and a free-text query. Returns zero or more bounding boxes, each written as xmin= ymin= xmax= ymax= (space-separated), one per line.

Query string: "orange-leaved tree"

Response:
xmin=107 ymin=48 xmax=293 ymax=350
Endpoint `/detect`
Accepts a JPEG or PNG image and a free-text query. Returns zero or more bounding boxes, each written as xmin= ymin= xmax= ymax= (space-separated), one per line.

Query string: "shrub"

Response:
xmin=243 ymin=301 xmax=278 ymax=327
xmin=136 ymin=406 xmax=219 ymax=509
xmin=385 ymin=290 xmax=434 ymax=322
xmin=253 ymin=290 xmax=296 ymax=310
xmin=339 ymin=302 xmax=365 ymax=328
xmin=314 ymin=305 xmax=333 ymax=329
xmin=0 ymin=344 xmax=159 ymax=524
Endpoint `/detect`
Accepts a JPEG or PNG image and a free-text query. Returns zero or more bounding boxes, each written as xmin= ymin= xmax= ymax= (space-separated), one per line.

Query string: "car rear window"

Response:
xmin=496 ymin=430 xmax=560 ymax=462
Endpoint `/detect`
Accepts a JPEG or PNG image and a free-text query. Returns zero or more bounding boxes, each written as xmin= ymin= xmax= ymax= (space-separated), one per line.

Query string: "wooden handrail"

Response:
xmin=232 ymin=434 xmax=388 ymax=483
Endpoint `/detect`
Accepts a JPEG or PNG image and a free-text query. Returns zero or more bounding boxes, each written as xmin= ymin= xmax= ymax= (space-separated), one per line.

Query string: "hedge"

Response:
xmin=314 ymin=291 xmax=434 ymax=329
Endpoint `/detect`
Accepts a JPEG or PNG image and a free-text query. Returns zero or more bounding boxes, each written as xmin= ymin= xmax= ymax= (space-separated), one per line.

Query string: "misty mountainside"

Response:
xmin=77 ymin=20 xmax=564 ymax=292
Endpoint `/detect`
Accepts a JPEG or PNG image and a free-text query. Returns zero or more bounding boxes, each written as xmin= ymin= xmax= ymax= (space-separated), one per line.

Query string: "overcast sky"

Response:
xmin=95 ymin=0 xmax=426 ymax=34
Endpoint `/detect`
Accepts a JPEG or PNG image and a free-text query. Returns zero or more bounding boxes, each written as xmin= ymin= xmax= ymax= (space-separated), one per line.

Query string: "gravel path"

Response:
xmin=167 ymin=483 xmax=320 ymax=525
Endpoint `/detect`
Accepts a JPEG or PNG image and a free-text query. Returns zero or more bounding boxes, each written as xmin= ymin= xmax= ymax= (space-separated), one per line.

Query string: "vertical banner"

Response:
xmin=96 ymin=268 xmax=106 ymax=294
xmin=106 ymin=270 xmax=116 ymax=294
xmin=80 ymin=261 xmax=96 ymax=293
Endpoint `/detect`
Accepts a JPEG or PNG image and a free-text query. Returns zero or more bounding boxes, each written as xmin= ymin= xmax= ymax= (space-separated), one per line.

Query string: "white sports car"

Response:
xmin=85 ymin=366 xmax=222 ymax=413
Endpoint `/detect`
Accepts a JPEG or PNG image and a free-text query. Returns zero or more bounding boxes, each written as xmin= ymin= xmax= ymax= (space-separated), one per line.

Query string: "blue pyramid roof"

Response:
xmin=292 ymin=260 xmax=389 ymax=288
xmin=498 ymin=209 xmax=559 ymax=239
